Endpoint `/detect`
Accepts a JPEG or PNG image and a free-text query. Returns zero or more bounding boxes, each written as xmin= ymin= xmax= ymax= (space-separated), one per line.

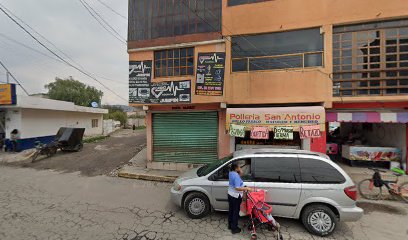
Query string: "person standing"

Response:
xmin=132 ymin=124 xmax=136 ymax=132
xmin=10 ymin=129 xmax=20 ymax=152
xmin=228 ymin=162 xmax=252 ymax=234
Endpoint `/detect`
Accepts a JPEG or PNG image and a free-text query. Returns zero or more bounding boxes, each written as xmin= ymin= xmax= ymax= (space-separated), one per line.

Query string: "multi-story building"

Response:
xmin=128 ymin=0 xmax=408 ymax=172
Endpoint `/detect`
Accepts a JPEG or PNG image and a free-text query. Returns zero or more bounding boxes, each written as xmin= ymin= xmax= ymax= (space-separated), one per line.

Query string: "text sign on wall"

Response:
xmin=129 ymin=61 xmax=152 ymax=103
xmin=273 ymin=127 xmax=293 ymax=140
xmin=229 ymin=124 xmax=246 ymax=138
xmin=150 ymin=80 xmax=191 ymax=104
xmin=0 ymin=84 xmax=17 ymax=105
xmin=300 ymin=125 xmax=322 ymax=139
xmin=195 ymin=52 xmax=225 ymax=96
xmin=250 ymin=126 xmax=269 ymax=140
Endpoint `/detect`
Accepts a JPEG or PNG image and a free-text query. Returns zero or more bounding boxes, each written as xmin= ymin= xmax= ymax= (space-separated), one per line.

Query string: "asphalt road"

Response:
xmin=1 ymin=166 xmax=407 ymax=240
xmin=6 ymin=129 xmax=146 ymax=176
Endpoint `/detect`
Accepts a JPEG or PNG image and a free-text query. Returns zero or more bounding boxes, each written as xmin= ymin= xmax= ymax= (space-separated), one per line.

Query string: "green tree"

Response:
xmin=45 ymin=77 xmax=103 ymax=107
xmin=103 ymin=105 xmax=128 ymax=126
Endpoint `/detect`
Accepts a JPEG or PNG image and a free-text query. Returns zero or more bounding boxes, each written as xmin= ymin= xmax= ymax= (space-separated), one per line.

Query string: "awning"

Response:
xmin=327 ymin=111 xmax=408 ymax=123
xmin=226 ymin=106 xmax=325 ymax=130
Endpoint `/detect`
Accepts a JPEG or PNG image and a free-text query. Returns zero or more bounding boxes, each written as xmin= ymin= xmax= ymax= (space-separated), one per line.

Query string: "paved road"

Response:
xmin=5 ymin=129 xmax=146 ymax=176
xmin=1 ymin=166 xmax=407 ymax=240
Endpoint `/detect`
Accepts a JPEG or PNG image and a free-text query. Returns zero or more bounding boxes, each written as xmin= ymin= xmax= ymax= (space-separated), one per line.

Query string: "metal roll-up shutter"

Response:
xmin=153 ymin=112 xmax=218 ymax=164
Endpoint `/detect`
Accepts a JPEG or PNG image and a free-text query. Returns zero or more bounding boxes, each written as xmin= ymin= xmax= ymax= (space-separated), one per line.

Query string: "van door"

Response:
xmin=252 ymin=155 xmax=302 ymax=217
xmin=210 ymin=158 xmax=254 ymax=211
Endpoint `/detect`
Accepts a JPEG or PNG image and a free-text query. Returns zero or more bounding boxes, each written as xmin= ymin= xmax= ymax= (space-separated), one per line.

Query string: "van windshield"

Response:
xmin=197 ymin=155 xmax=232 ymax=177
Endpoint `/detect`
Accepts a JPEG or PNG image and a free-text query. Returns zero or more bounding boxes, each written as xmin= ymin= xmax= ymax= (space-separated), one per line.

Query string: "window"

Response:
xmin=232 ymin=28 xmax=323 ymax=72
xmin=299 ymin=158 xmax=346 ymax=184
xmin=252 ymin=157 xmax=300 ymax=183
xmin=228 ymin=0 xmax=272 ymax=6
xmin=91 ymin=119 xmax=98 ymax=128
xmin=154 ymin=48 xmax=194 ymax=77
xmin=128 ymin=0 xmax=222 ymax=42
xmin=333 ymin=19 xmax=408 ymax=96
xmin=212 ymin=158 xmax=252 ymax=181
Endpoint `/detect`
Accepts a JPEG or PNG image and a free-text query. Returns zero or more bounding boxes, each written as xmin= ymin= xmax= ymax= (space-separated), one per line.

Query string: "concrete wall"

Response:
xmin=19 ymin=109 xmax=104 ymax=138
xmin=103 ymin=119 xmax=121 ymax=136
xmin=4 ymin=109 xmax=21 ymax=139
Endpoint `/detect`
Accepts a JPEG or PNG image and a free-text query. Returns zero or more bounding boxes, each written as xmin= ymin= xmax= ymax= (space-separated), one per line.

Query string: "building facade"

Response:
xmin=128 ymin=0 xmax=408 ymax=171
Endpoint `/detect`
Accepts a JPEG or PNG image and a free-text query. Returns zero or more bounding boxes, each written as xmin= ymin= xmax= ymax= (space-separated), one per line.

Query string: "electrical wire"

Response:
xmin=0 ymin=59 xmax=30 ymax=95
xmin=96 ymin=0 xmax=127 ymax=20
xmin=78 ymin=0 xmax=126 ymax=44
xmin=0 ymin=5 xmax=127 ymax=101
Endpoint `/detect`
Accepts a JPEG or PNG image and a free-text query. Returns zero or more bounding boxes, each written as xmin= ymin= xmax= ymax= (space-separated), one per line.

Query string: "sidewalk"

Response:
xmin=117 ymin=148 xmax=183 ymax=182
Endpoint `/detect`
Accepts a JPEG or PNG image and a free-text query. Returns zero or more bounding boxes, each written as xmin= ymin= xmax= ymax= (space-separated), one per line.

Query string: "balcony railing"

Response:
xmin=232 ymin=51 xmax=324 ymax=72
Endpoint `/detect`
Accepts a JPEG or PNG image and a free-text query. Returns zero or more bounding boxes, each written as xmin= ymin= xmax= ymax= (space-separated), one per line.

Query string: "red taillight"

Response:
xmin=344 ymin=185 xmax=358 ymax=201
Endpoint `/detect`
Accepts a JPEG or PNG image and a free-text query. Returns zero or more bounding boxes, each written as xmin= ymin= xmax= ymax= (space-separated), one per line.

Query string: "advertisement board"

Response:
xmin=273 ymin=126 xmax=293 ymax=140
xmin=0 ymin=83 xmax=17 ymax=105
xmin=129 ymin=61 xmax=152 ymax=103
xmin=195 ymin=52 xmax=225 ymax=96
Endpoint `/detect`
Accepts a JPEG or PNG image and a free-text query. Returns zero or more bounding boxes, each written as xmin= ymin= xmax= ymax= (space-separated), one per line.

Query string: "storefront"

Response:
xmin=226 ymin=106 xmax=326 ymax=153
xmin=326 ymin=110 xmax=407 ymax=171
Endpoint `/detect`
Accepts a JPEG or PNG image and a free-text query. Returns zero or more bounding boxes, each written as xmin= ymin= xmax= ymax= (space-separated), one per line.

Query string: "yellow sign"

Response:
xmin=0 ymin=84 xmax=17 ymax=105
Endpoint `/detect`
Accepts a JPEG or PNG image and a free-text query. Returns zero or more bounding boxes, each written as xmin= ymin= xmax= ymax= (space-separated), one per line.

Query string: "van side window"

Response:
xmin=299 ymin=158 xmax=346 ymax=184
xmin=212 ymin=159 xmax=252 ymax=181
xmin=253 ymin=157 xmax=300 ymax=183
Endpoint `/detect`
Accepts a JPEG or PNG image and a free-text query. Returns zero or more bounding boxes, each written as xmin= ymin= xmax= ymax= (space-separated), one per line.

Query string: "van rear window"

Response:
xmin=299 ymin=158 xmax=346 ymax=184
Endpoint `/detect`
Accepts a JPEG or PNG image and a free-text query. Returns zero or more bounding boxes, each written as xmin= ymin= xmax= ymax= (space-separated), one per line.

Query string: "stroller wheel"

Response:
xmin=251 ymin=233 xmax=257 ymax=240
xmin=276 ymin=232 xmax=283 ymax=240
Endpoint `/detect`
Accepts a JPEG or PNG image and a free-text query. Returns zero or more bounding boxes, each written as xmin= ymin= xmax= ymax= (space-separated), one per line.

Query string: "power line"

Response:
xmin=0 ymin=5 xmax=127 ymax=101
xmin=0 ymin=59 xmax=30 ymax=95
xmin=96 ymin=0 xmax=127 ymax=20
xmin=78 ymin=0 xmax=126 ymax=44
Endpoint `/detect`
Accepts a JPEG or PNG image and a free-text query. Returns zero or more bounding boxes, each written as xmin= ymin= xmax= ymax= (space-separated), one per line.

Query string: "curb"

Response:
xmin=118 ymin=172 xmax=177 ymax=183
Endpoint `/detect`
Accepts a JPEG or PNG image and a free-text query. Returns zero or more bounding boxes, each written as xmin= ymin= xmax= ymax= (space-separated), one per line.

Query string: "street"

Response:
xmin=1 ymin=166 xmax=407 ymax=240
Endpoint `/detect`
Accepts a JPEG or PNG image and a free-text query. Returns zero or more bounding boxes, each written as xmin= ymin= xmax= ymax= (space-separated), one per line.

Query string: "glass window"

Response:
xmin=299 ymin=158 xmax=346 ymax=184
xmin=128 ymin=0 xmax=222 ymax=42
xmin=154 ymin=47 xmax=194 ymax=77
xmin=253 ymin=157 xmax=300 ymax=183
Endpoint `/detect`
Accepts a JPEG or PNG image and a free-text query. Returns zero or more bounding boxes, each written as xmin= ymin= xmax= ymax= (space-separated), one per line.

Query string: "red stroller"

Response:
xmin=245 ymin=190 xmax=283 ymax=240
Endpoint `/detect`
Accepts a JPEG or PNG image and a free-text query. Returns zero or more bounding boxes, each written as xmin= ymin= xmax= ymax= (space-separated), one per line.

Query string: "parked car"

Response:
xmin=170 ymin=149 xmax=363 ymax=236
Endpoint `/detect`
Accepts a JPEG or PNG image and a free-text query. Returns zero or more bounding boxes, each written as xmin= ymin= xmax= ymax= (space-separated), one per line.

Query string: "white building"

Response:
xmin=0 ymin=95 xmax=108 ymax=151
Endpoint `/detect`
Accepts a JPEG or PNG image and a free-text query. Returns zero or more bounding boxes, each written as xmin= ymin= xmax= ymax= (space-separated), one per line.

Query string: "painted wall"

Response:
xmin=19 ymin=109 xmax=103 ymax=138
xmin=4 ymin=108 xmax=21 ymax=139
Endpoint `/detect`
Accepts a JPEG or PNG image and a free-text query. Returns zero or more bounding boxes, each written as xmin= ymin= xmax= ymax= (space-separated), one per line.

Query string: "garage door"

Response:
xmin=153 ymin=112 xmax=218 ymax=164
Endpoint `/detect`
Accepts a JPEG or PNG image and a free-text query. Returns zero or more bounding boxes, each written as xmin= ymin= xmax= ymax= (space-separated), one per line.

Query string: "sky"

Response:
xmin=0 ymin=0 xmax=128 ymax=105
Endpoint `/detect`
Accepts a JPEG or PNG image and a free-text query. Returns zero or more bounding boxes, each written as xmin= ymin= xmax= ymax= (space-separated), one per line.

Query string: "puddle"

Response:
xmin=357 ymin=202 xmax=407 ymax=215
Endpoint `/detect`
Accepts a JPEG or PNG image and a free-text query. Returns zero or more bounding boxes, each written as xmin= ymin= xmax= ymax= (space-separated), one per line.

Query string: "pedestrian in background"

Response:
xmin=132 ymin=124 xmax=136 ymax=132
xmin=10 ymin=129 xmax=20 ymax=152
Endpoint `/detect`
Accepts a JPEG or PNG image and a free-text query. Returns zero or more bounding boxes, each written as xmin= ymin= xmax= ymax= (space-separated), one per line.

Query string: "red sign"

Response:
xmin=300 ymin=125 xmax=322 ymax=139
xmin=250 ymin=126 xmax=269 ymax=139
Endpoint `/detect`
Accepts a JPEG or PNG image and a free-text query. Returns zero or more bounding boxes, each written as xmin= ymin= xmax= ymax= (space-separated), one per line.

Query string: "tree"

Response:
xmin=103 ymin=105 xmax=128 ymax=126
xmin=45 ymin=77 xmax=103 ymax=107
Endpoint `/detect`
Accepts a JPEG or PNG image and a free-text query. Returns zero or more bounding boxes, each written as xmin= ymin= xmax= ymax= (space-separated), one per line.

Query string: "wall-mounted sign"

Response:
xmin=273 ymin=126 xmax=293 ymax=140
xmin=226 ymin=107 xmax=325 ymax=130
xmin=300 ymin=125 xmax=322 ymax=139
xmin=150 ymin=80 xmax=191 ymax=104
xmin=0 ymin=84 xmax=17 ymax=105
xmin=250 ymin=126 xmax=269 ymax=139
xmin=129 ymin=61 xmax=152 ymax=103
xmin=195 ymin=52 xmax=225 ymax=96
xmin=230 ymin=124 xmax=245 ymax=138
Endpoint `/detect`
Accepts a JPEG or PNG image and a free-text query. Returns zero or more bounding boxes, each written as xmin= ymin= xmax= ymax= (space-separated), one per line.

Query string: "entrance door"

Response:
xmin=153 ymin=112 xmax=218 ymax=164
xmin=252 ymin=155 xmax=302 ymax=218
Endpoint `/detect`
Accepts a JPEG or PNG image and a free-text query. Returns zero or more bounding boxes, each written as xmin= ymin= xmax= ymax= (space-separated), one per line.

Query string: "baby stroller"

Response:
xmin=245 ymin=190 xmax=283 ymax=240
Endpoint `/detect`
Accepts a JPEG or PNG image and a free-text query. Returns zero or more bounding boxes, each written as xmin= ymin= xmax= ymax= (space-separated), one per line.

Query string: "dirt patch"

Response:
xmin=357 ymin=201 xmax=407 ymax=215
xmin=4 ymin=129 xmax=146 ymax=177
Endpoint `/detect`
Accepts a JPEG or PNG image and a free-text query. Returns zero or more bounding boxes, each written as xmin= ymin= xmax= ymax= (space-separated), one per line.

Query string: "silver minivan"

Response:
xmin=170 ymin=149 xmax=363 ymax=236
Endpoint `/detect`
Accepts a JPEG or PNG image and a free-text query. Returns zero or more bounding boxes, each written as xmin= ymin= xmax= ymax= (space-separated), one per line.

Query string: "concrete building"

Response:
xmin=128 ymin=0 xmax=408 ymax=171
xmin=1 ymin=95 xmax=108 ymax=151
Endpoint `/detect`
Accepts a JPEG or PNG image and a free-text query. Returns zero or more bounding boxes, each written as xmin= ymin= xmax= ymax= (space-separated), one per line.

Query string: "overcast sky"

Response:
xmin=0 ymin=0 xmax=128 ymax=105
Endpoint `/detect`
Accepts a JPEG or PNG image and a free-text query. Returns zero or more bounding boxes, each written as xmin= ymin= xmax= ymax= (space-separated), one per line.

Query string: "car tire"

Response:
xmin=301 ymin=204 xmax=337 ymax=237
xmin=184 ymin=192 xmax=210 ymax=219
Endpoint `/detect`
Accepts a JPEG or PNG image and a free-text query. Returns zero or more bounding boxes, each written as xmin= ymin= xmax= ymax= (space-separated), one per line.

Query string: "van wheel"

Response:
xmin=184 ymin=192 xmax=210 ymax=219
xmin=301 ymin=204 xmax=337 ymax=237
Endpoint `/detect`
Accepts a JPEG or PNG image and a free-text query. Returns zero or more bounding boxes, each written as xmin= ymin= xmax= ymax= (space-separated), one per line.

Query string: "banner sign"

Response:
xmin=273 ymin=126 xmax=293 ymax=140
xmin=226 ymin=107 xmax=325 ymax=130
xmin=150 ymin=80 xmax=191 ymax=104
xmin=129 ymin=61 xmax=152 ymax=103
xmin=229 ymin=124 xmax=246 ymax=138
xmin=300 ymin=125 xmax=322 ymax=139
xmin=250 ymin=126 xmax=269 ymax=140
xmin=195 ymin=52 xmax=225 ymax=96
xmin=0 ymin=84 xmax=17 ymax=105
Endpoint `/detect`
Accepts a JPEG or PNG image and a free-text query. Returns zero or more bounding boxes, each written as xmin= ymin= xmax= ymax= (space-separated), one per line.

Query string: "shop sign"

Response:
xmin=273 ymin=126 xmax=293 ymax=140
xmin=0 ymin=83 xmax=17 ymax=105
xmin=250 ymin=126 xmax=269 ymax=139
xmin=150 ymin=80 xmax=191 ymax=104
xmin=230 ymin=124 xmax=245 ymax=138
xmin=226 ymin=107 xmax=325 ymax=130
xmin=129 ymin=61 xmax=152 ymax=103
xmin=195 ymin=52 xmax=225 ymax=96
xmin=300 ymin=125 xmax=321 ymax=139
